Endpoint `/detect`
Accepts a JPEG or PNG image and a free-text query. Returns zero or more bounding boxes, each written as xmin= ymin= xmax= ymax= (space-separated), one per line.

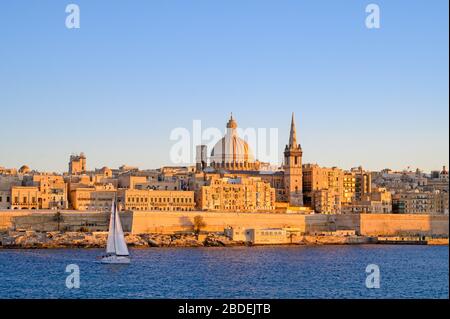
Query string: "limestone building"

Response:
xmin=0 ymin=190 xmax=11 ymax=210
xmin=69 ymin=153 xmax=87 ymax=175
xmin=27 ymin=174 xmax=68 ymax=209
xmin=342 ymin=167 xmax=372 ymax=205
xmin=195 ymin=113 xmax=303 ymax=208
xmin=312 ymin=189 xmax=341 ymax=214
xmin=392 ymin=189 xmax=449 ymax=214
xmin=11 ymin=186 xmax=39 ymax=210
xmin=198 ymin=176 xmax=275 ymax=212
xmin=302 ymin=164 xmax=344 ymax=207
xmin=117 ymin=189 xmax=195 ymax=212
xmin=70 ymin=184 xmax=116 ymax=211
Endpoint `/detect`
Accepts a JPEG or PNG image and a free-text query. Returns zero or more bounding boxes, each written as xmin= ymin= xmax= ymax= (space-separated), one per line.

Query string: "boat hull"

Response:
xmin=101 ymin=255 xmax=131 ymax=264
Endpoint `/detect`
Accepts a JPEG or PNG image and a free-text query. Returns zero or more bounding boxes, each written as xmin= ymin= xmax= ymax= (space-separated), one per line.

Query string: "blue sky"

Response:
xmin=0 ymin=0 xmax=448 ymax=173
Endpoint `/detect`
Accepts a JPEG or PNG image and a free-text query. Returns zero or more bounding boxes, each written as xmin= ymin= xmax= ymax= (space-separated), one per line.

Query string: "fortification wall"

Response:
xmin=360 ymin=214 xmax=449 ymax=236
xmin=0 ymin=210 xmax=448 ymax=237
xmin=130 ymin=211 xmax=315 ymax=234
xmin=0 ymin=210 xmax=133 ymax=232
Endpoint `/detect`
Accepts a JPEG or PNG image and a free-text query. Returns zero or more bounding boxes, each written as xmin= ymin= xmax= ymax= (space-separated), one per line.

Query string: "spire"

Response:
xmin=227 ymin=112 xmax=238 ymax=129
xmin=289 ymin=112 xmax=297 ymax=148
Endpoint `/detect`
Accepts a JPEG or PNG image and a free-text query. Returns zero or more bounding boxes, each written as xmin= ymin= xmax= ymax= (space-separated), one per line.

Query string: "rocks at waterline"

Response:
xmin=0 ymin=230 xmax=240 ymax=249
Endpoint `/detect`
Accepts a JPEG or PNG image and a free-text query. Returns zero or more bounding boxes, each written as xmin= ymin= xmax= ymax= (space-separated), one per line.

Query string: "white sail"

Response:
xmin=105 ymin=201 xmax=129 ymax=256
xmin=106 ymin=202 xmax=116 ymax=254
xmin=113 ymin=204 xmax=129 ymax=256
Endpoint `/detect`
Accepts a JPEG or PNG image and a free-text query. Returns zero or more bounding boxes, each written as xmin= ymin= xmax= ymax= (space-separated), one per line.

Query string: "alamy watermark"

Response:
xmin=169 ymin=120 xmax=280 ymax=166
xmin=65 ymin=264 xmax=80 ymax=289
xmin=365 ymin=264 xmax=381 ymax=289
xmin=63 ymin=4 xmax=380 ymax=31
xmin=365 ymin=4 xmax=381 ymax=29
xmin=65 ymin=4 xmax=80 ymax=29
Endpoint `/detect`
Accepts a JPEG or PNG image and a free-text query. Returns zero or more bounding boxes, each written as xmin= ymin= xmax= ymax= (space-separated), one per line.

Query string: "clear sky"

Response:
xmin=0 ymin=0 xmax=448 ymax=173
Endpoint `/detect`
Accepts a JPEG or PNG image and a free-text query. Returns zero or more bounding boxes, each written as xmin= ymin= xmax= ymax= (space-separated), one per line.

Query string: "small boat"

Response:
xmin=101 ymin=200 xmax=130 ymax=264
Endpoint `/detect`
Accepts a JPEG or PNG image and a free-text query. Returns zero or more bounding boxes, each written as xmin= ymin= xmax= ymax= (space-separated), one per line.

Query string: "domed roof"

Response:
xmin=210 ymin=115 xmax=255 ymax=166
xmin=19 ymin=165 xmax=30 ymax=173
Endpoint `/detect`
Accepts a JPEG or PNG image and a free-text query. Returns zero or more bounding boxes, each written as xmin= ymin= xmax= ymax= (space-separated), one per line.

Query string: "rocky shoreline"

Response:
xmin=0 ymin=230 xmax=447 ymax=249
xmin=0 ymin=230 xmax=244 ymax=249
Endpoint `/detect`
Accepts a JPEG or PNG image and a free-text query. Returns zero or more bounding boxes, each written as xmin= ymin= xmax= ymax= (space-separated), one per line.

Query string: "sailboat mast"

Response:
xmin=112 ymin=199 xmax=116 ymax=254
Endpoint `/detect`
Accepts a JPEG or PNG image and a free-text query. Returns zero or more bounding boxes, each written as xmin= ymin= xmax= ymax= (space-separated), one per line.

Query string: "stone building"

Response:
xmin=302 ymin=164 xmax=344 ymax=208
xmin=69 ymin=153 xmax=87 ymax=175
xmin=342 ymin=167 xmax=372 ymax=204
xmin=0 ymin=176 xmax=22 ymax=209
xmin=27 ymin=174 xmax=68 ymax=209
xmin=392 ymin=189 xmax=448 ymax=214
xmin=0 ymin=166 xmax=17 ymax=175
xmin=195 ymin=113 xmax=303 ymax=208
xmin=198 ymin=176 xmax=275 ymax=212
xmin=69 ymin=184 xmax=116 ymax=211
xmin=312 ymin=189 xmax=341 ymax=214
xmin=117 ymin=189 xmax=195 ymax=212
xmin=0 ymin=190 xmax=11 ymax=210
xmin=11 ymin=186 xmax=39 ymax=210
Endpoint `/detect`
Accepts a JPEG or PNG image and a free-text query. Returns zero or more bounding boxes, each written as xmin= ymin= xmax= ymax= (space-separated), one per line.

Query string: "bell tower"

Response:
xmin=284 ymin=113 xmax=303 ymax=206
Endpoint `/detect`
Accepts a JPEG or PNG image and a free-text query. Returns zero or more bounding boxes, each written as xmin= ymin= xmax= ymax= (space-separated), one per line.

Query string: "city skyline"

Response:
xmin=0 ymin=109 xmax=448 ymax=175
xmin=0 ymin=1 xmax=448 ymax=172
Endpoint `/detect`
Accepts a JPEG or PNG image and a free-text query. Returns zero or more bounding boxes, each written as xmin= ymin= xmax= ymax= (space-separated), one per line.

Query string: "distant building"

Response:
xmin=0 ymin=190 xmax=11 ymax=209
xmin=245 ymin=228 xmax=289 ymax=245
xmin=198 ymin=176 xmax=275 ymax=212
xmin=196 ymin=113 xmax=303 ymax=207
xmin=392 ymin=189 xmax=448 ymax=214
xmin=0 ymin=176 xmax=22 ymax=209
xmin=11 ymin=186 xmax=39 ymax=210
xmin=312 ymin=189 xmax=341 ymax=214
xmin=0 ymin=166 xmax=17 ymax=175
xmin=69 ymin=184 xmax=116 ymax=211
xmin=69 ymin=153 xmax=87 ymax=175
xmin=302 ymin=164 xmax=344 ymax=209
xmin=340 ymin=167 xmax=372 ymax=206
xmin=117 ymin=189 xmax=195 ymax=212
xmin=28 ymin=174 xmax=68 ymax=209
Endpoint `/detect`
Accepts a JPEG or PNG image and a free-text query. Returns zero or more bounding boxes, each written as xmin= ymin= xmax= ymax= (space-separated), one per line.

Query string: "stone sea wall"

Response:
xmin=129 ymin=211 xmax=448 ymax=237
xmin=360 ymin=214 xmax=449 ymax=236
xmin=0 ymin=210 xmax=448 ymax=237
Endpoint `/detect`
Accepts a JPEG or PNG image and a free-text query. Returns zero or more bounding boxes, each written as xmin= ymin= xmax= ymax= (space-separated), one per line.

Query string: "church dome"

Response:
xmin=210 ymin=115 xmax=256 ymax=170
xmin=18 ymin=165 xmax=30 ymax=174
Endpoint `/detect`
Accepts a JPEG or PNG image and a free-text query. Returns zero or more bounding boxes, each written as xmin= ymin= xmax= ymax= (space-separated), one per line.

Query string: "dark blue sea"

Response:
xmin=0 ymin=246 xmax=448 ymax=299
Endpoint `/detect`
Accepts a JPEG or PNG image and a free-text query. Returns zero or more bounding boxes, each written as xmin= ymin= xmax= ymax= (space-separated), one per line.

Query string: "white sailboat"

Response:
xmin=101 ymin=200 xmax=130 ymax=264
